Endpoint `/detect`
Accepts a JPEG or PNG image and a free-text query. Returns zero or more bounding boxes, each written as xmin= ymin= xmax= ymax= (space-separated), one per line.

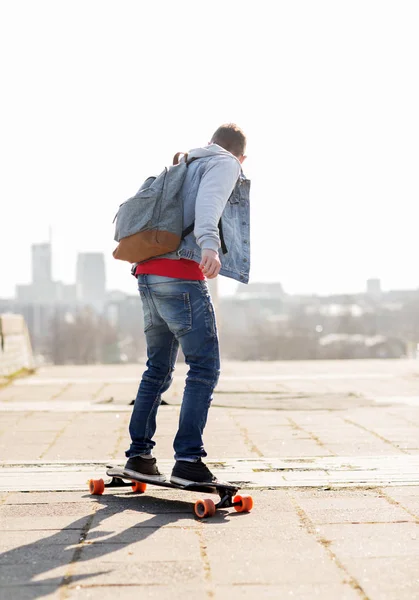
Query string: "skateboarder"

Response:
xmin=125 ymin=123 xmax=250 ymax=484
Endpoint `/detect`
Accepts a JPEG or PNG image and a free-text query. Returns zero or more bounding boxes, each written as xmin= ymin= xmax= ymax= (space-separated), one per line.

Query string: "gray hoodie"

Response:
xmin=180 ymin=143 xmax=241 ymax=252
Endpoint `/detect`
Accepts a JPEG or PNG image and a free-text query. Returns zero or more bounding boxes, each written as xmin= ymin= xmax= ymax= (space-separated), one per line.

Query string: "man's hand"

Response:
xmin=200 ymin=249 xmax=221 ymax=279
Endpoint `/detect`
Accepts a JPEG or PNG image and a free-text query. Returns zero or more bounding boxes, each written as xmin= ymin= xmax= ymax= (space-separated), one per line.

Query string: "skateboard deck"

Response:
xmin=88 ymin=465 xmax=254 ymax=518
xmin=107 ymin=466 xmax=238 ymax=492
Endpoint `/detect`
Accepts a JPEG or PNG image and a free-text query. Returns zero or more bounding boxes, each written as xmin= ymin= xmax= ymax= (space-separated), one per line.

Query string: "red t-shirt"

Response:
xmin=135 ymin=258 xmax=205 ymax=280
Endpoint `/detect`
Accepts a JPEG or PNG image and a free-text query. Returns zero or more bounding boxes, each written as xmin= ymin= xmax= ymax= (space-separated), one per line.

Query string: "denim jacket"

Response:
xmin=158 ymin=153 xmax=251 ymax=284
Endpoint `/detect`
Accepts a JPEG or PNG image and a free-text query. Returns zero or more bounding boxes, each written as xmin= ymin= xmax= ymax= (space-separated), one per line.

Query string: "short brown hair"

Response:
xmin=211 ymin=123 xmax=246 ymax=157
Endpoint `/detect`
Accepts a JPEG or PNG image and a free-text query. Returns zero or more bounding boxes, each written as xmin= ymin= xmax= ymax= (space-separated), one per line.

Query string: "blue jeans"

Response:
xmin=126 ymin=275 xmax=220 ymax=461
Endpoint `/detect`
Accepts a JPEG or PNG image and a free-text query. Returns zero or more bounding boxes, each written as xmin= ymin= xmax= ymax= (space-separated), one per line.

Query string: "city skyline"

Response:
xmin=4 ymin=239 xmax=419 ymax=304
xmin=14 ymin=241 xmax=106 ymax=311
xmin=2 ymin=239 xmax=418 ymax=363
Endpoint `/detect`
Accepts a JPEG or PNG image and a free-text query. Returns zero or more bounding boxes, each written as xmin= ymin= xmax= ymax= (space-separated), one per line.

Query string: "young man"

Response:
xmin=125 ymin=123 xmax=250 ymax=485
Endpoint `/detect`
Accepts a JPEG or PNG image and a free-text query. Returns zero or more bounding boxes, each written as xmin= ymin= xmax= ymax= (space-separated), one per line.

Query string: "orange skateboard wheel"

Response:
xmin=194 ymin=498 xmax=216 ymax=518
xmin=131 ymin=481 xmax=147 ymax=493
xmin=89 ymin=479 xmax=105 ymax=495
xmin=233 ymin=494 xmax=254 ymax=513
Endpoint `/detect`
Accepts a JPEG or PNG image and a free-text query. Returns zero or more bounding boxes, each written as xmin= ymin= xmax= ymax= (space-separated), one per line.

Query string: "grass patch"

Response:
xmin=0 ymin=367 xmax=36 ymax=389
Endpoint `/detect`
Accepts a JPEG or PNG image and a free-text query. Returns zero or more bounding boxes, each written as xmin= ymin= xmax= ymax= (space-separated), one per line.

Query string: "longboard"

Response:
xmin=88 ymin=465 xmax=254 ymax=519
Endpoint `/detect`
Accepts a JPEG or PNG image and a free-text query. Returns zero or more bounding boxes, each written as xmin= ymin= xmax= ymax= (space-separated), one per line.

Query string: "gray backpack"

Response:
xmin=113 ymin=153 xmax=198 ymax=264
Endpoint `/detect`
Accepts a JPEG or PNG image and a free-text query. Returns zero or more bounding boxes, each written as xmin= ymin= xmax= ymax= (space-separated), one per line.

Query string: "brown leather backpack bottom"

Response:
xmin=112 ymin=230 xmax=181 ymax=263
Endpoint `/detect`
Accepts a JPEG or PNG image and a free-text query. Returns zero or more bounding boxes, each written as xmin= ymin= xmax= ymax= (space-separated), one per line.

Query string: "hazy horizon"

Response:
xmin=3 ymin=236 xmax=418 ymax=301
xmin=1 ymin=1 xmax=418 ymax=300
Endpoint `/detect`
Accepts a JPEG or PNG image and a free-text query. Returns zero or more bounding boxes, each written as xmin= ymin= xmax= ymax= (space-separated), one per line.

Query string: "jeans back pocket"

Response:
xmin=152 ymin=291 xmax=192 ymax=337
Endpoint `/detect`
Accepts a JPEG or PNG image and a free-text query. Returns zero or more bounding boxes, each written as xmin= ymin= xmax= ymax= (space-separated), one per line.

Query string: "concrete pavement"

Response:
xmin=1 ymin=359 xmax=419 ymax=599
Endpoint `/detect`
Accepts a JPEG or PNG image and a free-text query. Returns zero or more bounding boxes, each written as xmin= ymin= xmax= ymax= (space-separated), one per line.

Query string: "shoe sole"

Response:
xmin=123 ymin=467 xmax=166 ymax=483
xmin=170 ymin=475 xmax=218 ymax=486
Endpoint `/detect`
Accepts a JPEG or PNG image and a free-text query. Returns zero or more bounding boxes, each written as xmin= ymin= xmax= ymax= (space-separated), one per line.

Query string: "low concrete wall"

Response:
xmin=0 ymin=314 xmax=34 ymax=377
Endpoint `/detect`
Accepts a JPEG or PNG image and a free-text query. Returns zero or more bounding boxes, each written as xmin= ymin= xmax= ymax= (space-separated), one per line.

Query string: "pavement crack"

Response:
xmin=75 ymin=583 xmax=166 ymax=588
xmin=287 ymin=417 xmax=336 ymax=455
xmin=379 ymin=489 xmax=419 ymax=522
xmin=38 ymin=413 xmax=79 ymax=460
xmin=91 ymin=382 xmax=108 ymax=400
xmin=196 ymin=526 xmax=214 ymax=598
xmin=0 ymin=492 xmax=11 ymax=505
xmin=324 ymin=519 xmax=412 ymax=525
xmin=111 ymin=413 xmax=130 ymax=459
xmin=51 ymin=383 xmax=73 ymax=400
xmin=228 ymin=411 xmax=263 ymax=457
xmin=290 ymin=495 xmax=370 ymax=599
xmin=59 ymin=510 xmax=96 ymax=599
xmin=344 ymin=418 xmax=410 ymax=454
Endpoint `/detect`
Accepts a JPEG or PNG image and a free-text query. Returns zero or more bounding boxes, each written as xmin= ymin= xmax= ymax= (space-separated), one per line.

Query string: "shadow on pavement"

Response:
xmin=0 ymin=491 xmax=233 ymax=599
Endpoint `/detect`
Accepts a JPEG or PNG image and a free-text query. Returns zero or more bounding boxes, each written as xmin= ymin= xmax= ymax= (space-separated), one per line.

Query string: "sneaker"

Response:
xmin=124 ymin=456 xmax=166 ymax=481
xmin=170 ymin=459 xmax=218 ymax=486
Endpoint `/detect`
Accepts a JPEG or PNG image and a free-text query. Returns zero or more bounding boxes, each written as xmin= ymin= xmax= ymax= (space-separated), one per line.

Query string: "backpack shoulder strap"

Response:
xmin=181 ymin=219 xmax=227 ymax=255
xmin=173 ymin=152 xmax=201 ymax=166
xmin=181 ymin=222 xmax=195 ymax=239
xmin=173 ymin=152 xmax=187 ymax=165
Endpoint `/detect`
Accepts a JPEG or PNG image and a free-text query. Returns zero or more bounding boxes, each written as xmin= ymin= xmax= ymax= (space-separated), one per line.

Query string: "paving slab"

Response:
xmin=0 ymin=583 xmax=58 ymax=600
xmin=66 ymin=559 xmax=204 ymax=586
xmin=0 ymin=529 xmax=83 ymax=551
xmin=316 ymin=522 xmax=419 ymax=558
xmin=205 ymin=552 xmax=346 ymax=586
xmin=212 ymin=583 xmax=362 ymax=599
xmin=342 ymin=556 xmax=419 ymax=600
xmin=380 ymin=487 xmax=419 ymax=519
xmin=65 ymin=584 xmax=208 ymax=600
xmin=295 ymin=495 xmax=414 ymax=524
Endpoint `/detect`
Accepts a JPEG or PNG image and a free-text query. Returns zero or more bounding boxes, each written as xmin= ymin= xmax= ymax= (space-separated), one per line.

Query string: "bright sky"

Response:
xmin=1 ymin=0 xmax=418 ymax=299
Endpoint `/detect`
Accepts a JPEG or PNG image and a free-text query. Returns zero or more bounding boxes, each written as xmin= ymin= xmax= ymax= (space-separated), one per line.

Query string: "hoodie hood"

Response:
xmin=186 ymin=143 xmax=241 ymax=166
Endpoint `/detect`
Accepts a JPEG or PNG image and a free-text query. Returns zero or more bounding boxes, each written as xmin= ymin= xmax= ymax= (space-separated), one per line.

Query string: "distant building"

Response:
xmin=16 ymin=242 xmax=68 ymax=305
xmin=16 ymin=281 xmax=56 ymax=305
xmin=32 ymin=243 xmax=52 ymax=283
xmin=236 ymin=282 xmax=285 ymax=300
xmin=367 ymin=278 xmax=382 ymax=300
xmin=12 ymin=243 xmax=107 ymax=352
xmin=12 ymin=242 xmax=80 ymax=351
xmin=76 ymin=253 xmax=106 ymax=312
xmin=104 ymin=291 xmax=145 ymax=361
xmin=220 ymin=282 xmax=287 ymax=336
